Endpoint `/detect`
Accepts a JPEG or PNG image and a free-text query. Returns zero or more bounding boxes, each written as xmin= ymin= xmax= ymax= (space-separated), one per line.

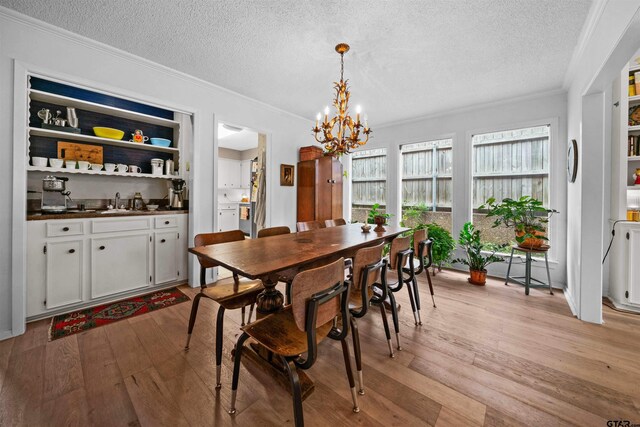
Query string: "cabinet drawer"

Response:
xmin=46 ymin=221 xmax=84 ymax=237
xmin=92 ymin=218 xmax=151 ymax=234
xmin=155 ymin=216 xmax=178 ymax=229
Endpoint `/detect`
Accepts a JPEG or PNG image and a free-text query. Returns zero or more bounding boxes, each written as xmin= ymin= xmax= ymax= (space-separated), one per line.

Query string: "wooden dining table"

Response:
xmin=189 ymin=223 xmax=409 ymax=315
xmin=188 ymin=223 xmax=409 ymax=398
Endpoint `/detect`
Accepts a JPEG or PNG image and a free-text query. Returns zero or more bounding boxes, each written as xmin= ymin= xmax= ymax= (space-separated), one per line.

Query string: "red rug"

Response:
xmin=48 ymin=287 xmax=190 ymax=340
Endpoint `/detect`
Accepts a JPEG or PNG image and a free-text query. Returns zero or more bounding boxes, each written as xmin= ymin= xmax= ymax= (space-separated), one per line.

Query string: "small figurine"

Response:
xmin=130 ymin=129 xmax=149 ymax=144
xmin=634 ymin=168 xmax=640 ymax=186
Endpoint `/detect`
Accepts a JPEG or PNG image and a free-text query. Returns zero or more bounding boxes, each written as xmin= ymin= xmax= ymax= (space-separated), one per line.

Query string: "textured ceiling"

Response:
xmin=218 ymin=124 xmax=259 ymax=151
xmin=1 ymin=0 xmax=592 ymax=125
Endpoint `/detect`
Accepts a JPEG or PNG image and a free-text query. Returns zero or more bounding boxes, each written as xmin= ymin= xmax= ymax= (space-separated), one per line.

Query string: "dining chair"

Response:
xmin=257 ymin=225 xmax=296 ymax=304
xmin=296 ymin=220 xmax=324 ymax=231
xmin=386 ymin=236 xmax=416 ymax=350
xmin=228 ymin=258 xmax=359 ymax=426
xmin=185 ymin=230 xmax=264 ymax=389
xmin=347 ymin=242 xmax=392 ymax=395
xmin=257 ymin=225 xmax=291 ymax=238
xmin=324 ymin=218 xmax=347 ymax=227
xmin=411 ymin=229 xmax=436 ymax=317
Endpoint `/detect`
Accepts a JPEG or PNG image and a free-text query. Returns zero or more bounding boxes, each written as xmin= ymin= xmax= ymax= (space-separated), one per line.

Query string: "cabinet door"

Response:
xmin=315 ymin=157 xmax=333 ymax=221
xmin=155 ymin=231 xmax=178 ymax=284
xmin=218 ymin=210 xmax=238 ymax=231
xmin=628 ymin=229 xmax=640 ymax=304
xmin=46 ymin=240 xmax=83 ymax=309
xmin=241 ymin=160 xmax=251 ymax=188
xmin=331 ymin=158 xmax=344 ymax=219
xmin=91 ymin=233 xmax=150 ymax=299
xmin=218 ymin=159 xmax=230 ymax=188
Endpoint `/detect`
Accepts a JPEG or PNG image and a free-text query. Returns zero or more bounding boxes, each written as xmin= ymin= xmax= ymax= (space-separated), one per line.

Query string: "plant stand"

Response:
xmin=504 ymin=245 xmax=553 ymax=295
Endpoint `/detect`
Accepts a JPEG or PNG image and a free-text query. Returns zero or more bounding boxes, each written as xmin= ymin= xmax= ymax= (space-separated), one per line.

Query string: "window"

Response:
xmin=472 ymin=125 xmax=550 ymax=250
xmin=351 ymin=148 xmax=387 ymax=222
xmin=400 ymin=139 xmax=453 ymax=231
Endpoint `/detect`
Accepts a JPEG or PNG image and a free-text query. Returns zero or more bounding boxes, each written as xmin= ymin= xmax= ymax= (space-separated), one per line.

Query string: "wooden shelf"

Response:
xmin=629 ymin=156 xmax=640 ymax=161
xmin=630 ymin=95 xmax=640 ymax=103
xmin=27 ymin=166 xmax=176 ymax=179
xmin=29 ymin=127 xmax=178 ymax=154
xmin=29 ymin=89 xmax=179 ymax=128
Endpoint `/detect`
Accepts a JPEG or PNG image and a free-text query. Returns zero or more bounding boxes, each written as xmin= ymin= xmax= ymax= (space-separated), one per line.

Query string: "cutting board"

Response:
xmin=57 ymin=141 xmax=103 ymax=164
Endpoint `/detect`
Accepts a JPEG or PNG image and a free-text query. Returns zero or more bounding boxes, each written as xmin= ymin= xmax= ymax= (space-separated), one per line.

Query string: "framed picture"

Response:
xmin=280 ymin=164 xmax=294 ymax=186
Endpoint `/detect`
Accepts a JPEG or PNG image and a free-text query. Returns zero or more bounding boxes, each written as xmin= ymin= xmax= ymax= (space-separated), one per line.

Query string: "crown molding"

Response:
xmin=0 ymin=6 xmax=310 ymax=123
xmin=562 ymin=0 xmax=609 ymax=89
xmin=374 ymin=88 xmax=567 ymax=130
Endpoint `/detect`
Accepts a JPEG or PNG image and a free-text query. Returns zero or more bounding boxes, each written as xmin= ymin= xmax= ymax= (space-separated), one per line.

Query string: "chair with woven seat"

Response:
xmin=228 ymin=258 xmax=359 ymax=426
xmin=385 ymin=236 xmax=416 ymax=349
xmin=325 ymin=218 xmax=347 ymax=227
xmin=347 ymin=242 xmax=393 ymax=395
xmin=411 ymin=229 xmax=436 ymax=320
xmin=296 ymin=220 xmax=324 ymax=232
xmin=185 ymin=230 xmax=264 ymax=389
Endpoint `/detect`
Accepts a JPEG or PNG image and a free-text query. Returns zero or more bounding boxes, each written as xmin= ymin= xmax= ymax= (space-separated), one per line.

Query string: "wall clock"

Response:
xmin=567 ymin=139 xmax=578 ymax=183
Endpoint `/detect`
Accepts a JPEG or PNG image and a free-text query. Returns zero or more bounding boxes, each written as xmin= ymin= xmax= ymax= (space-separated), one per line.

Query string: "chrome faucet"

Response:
xmin=115 ymin=192 xmax=120 ymax=209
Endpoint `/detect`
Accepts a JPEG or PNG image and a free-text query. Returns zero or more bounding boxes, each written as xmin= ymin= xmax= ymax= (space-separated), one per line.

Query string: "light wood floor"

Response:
xmin=1 ymin=270 xmax=639 ymax=426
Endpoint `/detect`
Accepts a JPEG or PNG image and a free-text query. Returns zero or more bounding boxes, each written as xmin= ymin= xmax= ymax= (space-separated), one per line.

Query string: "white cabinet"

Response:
xmin=218 ymin=207 xmax=239 ymax=231
xmin=241 ymin=160 xmax=252 ymax=188
xmin=45 ymin=240 xmax=83 ymax=309
xmin=26 ymin=213 xmax=188 ymax=319
xmin=91 ymin=233 xmax=151 ymax=298
xmin=219 ymin=158 xmax=242 ymax=188
xmin=155 ymin=231 xmax=179 ymax=284
xmin=627 ymin=228 xmax=640 ymax=305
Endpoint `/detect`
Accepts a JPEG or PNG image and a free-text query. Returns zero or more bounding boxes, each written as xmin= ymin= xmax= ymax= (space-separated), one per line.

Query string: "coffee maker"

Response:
xmin=169 ymin=179 xmax=186 ymax=209
xmin=41 ymin=176 xmax=72 ymax=213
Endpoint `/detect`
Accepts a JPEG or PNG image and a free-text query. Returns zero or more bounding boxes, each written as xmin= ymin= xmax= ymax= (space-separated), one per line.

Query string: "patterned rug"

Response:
xmin=48 ymin=287 xmax=190 ymax=340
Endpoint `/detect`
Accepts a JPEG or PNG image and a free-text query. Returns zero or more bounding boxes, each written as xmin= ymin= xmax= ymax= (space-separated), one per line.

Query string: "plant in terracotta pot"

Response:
xmin=481 ymin=196 xmax=558 ymax=249
xmin=452 ymin=222 xmax=503 ymax=286
xmin=367 ymin=203 xmax=391 ymax=232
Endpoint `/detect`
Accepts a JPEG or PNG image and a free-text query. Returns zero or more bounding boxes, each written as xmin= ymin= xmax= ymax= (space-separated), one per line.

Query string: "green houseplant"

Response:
xmin=367 ymin=203 xmax=392 ymax=232
xmin=452 ymin=222 xmax=503 ymax=286
xmin=410 ymin=223 xmax=455 ymax=276
xmin=481 ymin=196 xmax=558 ymax=249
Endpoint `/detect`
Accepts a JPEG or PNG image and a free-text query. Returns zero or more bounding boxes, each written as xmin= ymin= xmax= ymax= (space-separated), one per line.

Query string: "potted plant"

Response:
xmin=368 ymin=203 xmax=391 ymax=232
xmin=452 ymin=222 xmax=503 ymax=286
xmin=481 ymin=196 xmax=558 ymax=249
xmin=405 ymin=222 xmax=455 ymax=276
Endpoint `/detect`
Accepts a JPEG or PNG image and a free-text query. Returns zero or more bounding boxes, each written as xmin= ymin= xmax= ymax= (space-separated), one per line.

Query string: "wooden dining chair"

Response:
xmin=185 ymin=230 xmax=264 ymax=389
xmin=347 ymin=242 xmax=392 ymax=395
xmin=257 ymin=225 xmax=291 ymax=238
xmin=296 ymin=220 xmax=324 ymax=232
xmin=228 ymin=258 xmax=359 ymax=426
xmin=324 ymin=218 xmax=347 ymax=227
xmin=412 ymin=229 xmax=436 ymax=317
xmin=386 ymin=236 xmax=416 ymax=350
xmin=257 ymin=225 xmax=295 ymax=304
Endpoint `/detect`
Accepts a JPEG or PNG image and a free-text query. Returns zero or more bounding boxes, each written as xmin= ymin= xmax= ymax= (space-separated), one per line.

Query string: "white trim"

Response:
xmin=375 ymin=89 xmax=566 ymax=130
xmin=0 ymin=6 xmax=309 ymax=123
xmin=0 ymin=330 xmax=13 ymax=341
xmin=562 ymin=0 xmax=609 ymax=89
xmin=563 ymin=283 xmax=578 ymax=316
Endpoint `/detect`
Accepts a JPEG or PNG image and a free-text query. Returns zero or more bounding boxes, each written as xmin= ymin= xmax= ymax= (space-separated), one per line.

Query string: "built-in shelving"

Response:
xmin=630 ymin=156 xmax=640 ymax=162
xmin=29 ymin=127 xmax=178 ymax=154
xmin=27 ymin=166 xmax=176 ymax=179
xmin=629 ymin=125 xmax=640 ymax=132
xmin=29 ymin=89 xmax=179 ymax=128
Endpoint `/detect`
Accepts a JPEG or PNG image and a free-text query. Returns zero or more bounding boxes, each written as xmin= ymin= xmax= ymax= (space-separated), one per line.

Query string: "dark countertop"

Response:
xmin=27 ymin=209 xmax=189 ymax=221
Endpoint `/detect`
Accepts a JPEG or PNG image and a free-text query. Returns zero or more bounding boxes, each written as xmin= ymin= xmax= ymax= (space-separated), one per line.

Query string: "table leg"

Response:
xmin=255 ymin=275 xmax=284 ymax=315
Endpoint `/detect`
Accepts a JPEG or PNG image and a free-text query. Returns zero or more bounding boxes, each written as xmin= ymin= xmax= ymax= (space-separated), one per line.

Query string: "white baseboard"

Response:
xmin=0 ymin=330 xmax=14 ymax=341
xmin=563 ymin=284 xmax=578 ymax=316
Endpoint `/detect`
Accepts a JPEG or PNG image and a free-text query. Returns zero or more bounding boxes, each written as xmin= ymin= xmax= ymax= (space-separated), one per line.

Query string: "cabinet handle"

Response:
xmin=165 ymin=220 xmax=170 ymax=225
xmin=68 ymin=249 xmax=75 ymax=254
xmin=62 ymin=227 xmax=69 ymax=232
xmin=161 ymin=239 xmax=166 ymax=243
xmin=99 ymin=245 xmax=105 ymax=250
xmin=327 ymin=179 xmax=336 ymax=184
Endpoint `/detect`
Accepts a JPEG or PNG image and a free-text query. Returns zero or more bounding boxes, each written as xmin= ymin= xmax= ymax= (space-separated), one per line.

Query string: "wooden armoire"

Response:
xmin=296 ymin=156 xmax=343 ymax=222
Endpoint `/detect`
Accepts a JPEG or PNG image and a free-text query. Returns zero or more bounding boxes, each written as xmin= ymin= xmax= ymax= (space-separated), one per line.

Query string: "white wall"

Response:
xmin=355 ymin=91 xmax=568 ymax=286
xmin=565 ymin=0 xmax=640 ymax=323
xmin=0 ymin=9 xmax=308 ymax=338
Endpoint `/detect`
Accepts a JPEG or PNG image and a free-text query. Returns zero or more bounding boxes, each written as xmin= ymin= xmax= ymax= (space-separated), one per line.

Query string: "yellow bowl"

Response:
xmin=93 ymin=127 xmax=124 ymax=140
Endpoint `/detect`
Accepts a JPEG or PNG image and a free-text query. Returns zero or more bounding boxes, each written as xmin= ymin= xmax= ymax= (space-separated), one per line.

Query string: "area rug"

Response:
xmin=48 ymin=287 xmax=190 ymax=341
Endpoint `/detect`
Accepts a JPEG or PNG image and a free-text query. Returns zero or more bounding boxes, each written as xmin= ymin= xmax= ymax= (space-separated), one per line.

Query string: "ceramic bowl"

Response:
xmin=32 ymin=156 xmax=48 ymax=167
xmin=150 ymin=137 xmax=171 ymax=147
xmin=146 ymin=204 xmax=159 ymax=211
xmin=93 ymin=127 xmax=125 ymax=140
xmin=49 ymin=158 xmax=64 ymax=168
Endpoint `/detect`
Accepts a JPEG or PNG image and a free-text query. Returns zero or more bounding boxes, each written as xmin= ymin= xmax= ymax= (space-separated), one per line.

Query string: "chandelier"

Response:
xmin=312 ymin=43 xmax=371 ymax=156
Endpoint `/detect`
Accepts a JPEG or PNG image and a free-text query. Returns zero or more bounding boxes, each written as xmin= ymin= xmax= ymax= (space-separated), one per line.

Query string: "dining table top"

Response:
xmin=188 ymin=223 xmax=409 ymax=279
